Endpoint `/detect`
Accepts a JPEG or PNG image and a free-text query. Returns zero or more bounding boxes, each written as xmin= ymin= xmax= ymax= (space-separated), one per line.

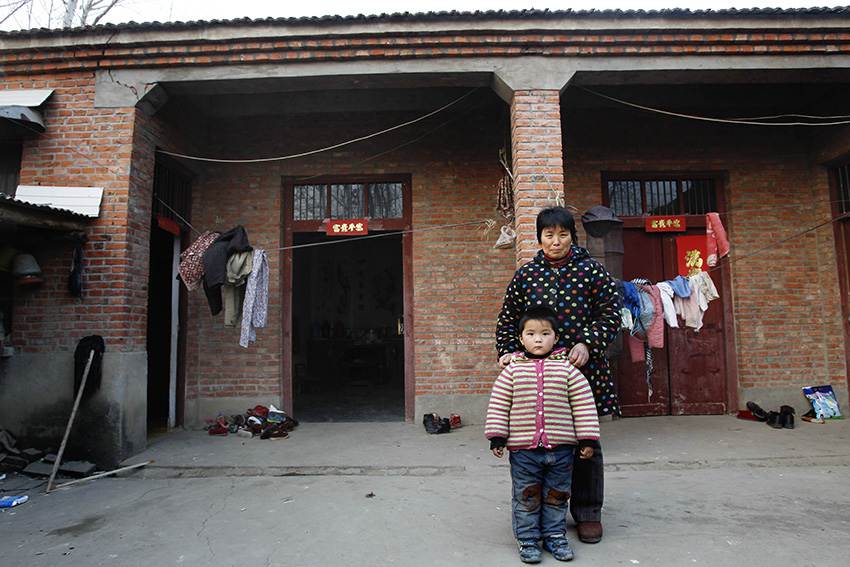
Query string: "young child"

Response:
xmin=486 ymin=306 xmax=600 ymax=563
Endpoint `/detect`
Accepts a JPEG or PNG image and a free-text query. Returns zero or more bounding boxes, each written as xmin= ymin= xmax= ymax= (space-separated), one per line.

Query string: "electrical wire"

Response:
xmin=579 ymin=87 xmax=850 ymax=127
xmin=708 ymin=214 xmax=841 ymax=274
xmin=156 ymin=88 xmax=480 ymax=164
xmin=276 ymin=220 xmax=492 ymax=251
xmin=729 ymin=113 xmax=850 ymax=121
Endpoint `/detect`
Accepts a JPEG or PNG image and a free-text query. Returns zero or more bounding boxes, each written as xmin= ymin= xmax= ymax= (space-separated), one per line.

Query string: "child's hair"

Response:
xmin=517 ymin=306 xmax=559 ymax=334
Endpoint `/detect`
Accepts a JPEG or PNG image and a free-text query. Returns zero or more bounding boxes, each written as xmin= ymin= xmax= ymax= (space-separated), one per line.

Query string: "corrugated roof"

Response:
xmin=0 ymin=192 xmax=91 ymax=220
xmin=2 ymin=7 xmax=850 ymax=38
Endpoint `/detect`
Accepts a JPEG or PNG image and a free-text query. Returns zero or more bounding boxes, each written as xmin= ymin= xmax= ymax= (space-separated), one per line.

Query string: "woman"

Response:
xmin=496 ymin=206 xmax=620 ymax=544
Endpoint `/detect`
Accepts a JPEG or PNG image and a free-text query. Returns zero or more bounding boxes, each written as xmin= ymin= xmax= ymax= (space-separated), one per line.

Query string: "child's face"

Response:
xmin=520 ymin=319 xmax=558 ymax=356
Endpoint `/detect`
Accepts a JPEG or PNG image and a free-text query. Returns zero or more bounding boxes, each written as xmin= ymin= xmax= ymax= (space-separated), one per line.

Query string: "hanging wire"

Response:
xmin=579 ymin=87 xmax=850 ymax=127
xmin=708 ymin=214 xmax=841 ymax=274
xmin=277 ymin=220 xmax=492 ymax=251
xmin=154 ymin=195 xmax=202 ymax=237
xmin=156 ymin=88 xmax=480 ymax=164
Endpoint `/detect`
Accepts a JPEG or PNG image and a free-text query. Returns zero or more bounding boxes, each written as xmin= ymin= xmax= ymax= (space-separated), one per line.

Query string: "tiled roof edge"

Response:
xmin=2 ymin=7 xmax=850 ymax=38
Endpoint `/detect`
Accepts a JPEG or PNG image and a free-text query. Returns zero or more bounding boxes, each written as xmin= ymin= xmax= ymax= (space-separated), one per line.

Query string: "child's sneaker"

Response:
xmin=543 ymin=535 xmax=575 ymax=561
xmin=517 ymin=540 xmax=542 ymax=563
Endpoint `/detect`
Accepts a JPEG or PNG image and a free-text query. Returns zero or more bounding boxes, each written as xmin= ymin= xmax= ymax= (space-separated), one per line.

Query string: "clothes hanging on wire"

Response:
xmin=240 ymin=249 xmax=269 ymax=348
xmin=619 ymin=280 xmax=642 ymax=323
xmin=706 ymin=212 xmax=730 ymax=267
xmin=626 ymin=282 xmax=663 ymax=362
xmin=179 ymin=230 xmax=220 ymax=291
xmin=202 ymin=226 xmax=252 ymax=315
xmin=656 ymin=282 xmax=679 ymax=328
xmin=667 ymin=275 xmax=691 ymax=298
xmin=223 ymin=250 xmax=253 ymax=327
xmin=674 ymin=271 xmax=719 ymax=332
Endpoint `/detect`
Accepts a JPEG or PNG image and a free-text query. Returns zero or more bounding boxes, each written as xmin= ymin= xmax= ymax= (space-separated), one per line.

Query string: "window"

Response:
xmin=293 ymin=182 xmax=404 ymax=220
xmin=833 ymin=163 xmax=850 ymax=215
xmin=153 ymin=158 xmax=192 ymax=224
xmin=605 ymin=176 xmax=717 ymax=217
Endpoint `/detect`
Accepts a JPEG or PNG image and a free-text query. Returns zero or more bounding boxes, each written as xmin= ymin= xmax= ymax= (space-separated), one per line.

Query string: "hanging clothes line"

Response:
xmin=579 ymin=86 xmax=850 ymax=127
xmin=156 ymin=88 xmax=480 ymax=164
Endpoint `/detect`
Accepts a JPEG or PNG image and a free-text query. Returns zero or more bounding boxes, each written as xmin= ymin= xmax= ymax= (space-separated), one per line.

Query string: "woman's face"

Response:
xmin=540 ymin=224 xmax=572 ymax=259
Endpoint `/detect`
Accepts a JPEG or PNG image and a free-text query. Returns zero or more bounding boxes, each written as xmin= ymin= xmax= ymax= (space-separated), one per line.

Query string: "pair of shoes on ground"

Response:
xmin=517 ymin=536 xmax=575 ymax=563
xmin=746 ymin=402 xmax=795 ymax=429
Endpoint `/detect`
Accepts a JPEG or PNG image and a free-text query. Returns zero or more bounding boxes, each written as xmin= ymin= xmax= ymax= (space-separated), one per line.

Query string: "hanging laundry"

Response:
xmin=674 ymin=271 xmax=719 ymax=332
xmin=691 ymin=270 xmax=719 ymax=303
xmin=223 ymin=251 xmax=253 ymax=327
xmin=656 ymin=282 xmax=679 ymax=328
xmin=619 ymin=307 xmax=633 ymax=332
xmin=240 ymin=249 xmax=269 ymax=348
xmin=202 ymin=226 xmax=252 ymax=315
xmin=667 ymin=275 xmax=691 ymax=298
xmin=644 ymin=344 xmax=654 ymax=401
xmin=179 ymin=230 xmax=220 ymax=291
xmin=706 ymin=212 xmax=730 ymax=267
xmin=619 ymin=280 xmax=642 ymax=322
xmin=627 ymin=282 xmax=664 ymax=361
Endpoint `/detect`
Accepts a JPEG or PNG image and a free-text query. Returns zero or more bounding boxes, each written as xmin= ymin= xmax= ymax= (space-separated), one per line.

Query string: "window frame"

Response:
xmin=287 ymin=175 xmax=409 ymax=232
xmin=601 ymin=172 xmax=724 ymax=228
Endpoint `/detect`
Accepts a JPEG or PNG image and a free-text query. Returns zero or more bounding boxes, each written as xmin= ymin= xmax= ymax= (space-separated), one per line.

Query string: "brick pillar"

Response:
xmin=510 ymin=90 xmax=565 ymax=266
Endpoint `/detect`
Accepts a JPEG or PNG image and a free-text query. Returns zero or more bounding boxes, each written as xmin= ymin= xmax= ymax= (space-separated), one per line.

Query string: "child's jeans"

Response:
xmin=509 ymin=445 xmax=574 ymax=541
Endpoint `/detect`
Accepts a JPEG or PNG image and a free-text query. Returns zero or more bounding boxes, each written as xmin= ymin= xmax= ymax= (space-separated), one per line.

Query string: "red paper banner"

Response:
xmin=646 ymin=215 xmax=687 ymax=232
xmin=676 ymin=235 xmax=708 ymax=277
xmin=327 ymin=218 xmax=368 ymax=236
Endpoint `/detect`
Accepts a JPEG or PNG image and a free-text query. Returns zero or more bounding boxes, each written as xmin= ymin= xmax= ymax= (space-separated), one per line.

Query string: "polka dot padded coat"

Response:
xmin=496 ymin=245 xmax=621 ymax=416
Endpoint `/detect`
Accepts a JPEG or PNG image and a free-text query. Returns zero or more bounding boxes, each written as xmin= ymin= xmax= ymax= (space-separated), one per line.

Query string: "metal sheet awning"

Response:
xmin=0 ymin=89 xmax=54 ymax=134
xmin=14 ymin=186 xmax=103 ymax=218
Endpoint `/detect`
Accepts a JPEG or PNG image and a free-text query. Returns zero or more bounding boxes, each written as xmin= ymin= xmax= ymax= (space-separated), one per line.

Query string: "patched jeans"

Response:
xmin=509 ymin=445 xmax=574 ymax=541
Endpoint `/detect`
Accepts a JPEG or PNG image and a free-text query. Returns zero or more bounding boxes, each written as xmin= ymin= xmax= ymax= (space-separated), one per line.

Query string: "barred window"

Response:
xmin=606 ymin=177 xmax=717 ymax=217
xmin=294 ymin=182 xmax=403 ymax=220
xmin=833 ymin=163 xmax=850 ymax=215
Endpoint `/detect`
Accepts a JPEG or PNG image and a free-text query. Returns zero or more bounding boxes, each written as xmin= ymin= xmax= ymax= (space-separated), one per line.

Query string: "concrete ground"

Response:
xmin=2 ymin=415 xmax=849 ymax=566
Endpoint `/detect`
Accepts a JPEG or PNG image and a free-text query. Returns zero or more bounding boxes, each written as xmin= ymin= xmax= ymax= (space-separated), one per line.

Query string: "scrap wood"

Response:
xmin=46 ymin=350 xmax=94 ymax=493
xmin=51 ymin=460 xmax=152 ymax=491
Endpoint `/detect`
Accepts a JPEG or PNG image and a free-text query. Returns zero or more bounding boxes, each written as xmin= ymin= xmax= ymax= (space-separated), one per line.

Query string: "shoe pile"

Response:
xmin=205 ymin=404 xmax=299 ymax=439
xmin=422 ymin=413 xmax=458 ymax=434
xmin=741 ymin=401 xmax=795 ymax=429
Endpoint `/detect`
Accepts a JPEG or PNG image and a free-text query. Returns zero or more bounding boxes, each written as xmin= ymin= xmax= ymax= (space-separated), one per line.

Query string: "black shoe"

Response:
xmin=746 ymin=401 xmax=769 ymax=422
xmin=780 ymin=405 xmax=795 ymax=429
xmin=766 ymin=411 xmax=783 ymax=429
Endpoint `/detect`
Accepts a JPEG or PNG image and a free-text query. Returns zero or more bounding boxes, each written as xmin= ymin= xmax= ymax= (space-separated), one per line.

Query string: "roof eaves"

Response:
xmin=2 ymin=7 xmax=850 ymax=39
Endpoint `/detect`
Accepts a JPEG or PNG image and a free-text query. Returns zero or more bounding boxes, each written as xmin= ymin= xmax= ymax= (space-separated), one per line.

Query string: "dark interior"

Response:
xmin=146 ymin=224 xmax=173 ymax=434
xmin=292 ymin=232 xmax=404 ymax=421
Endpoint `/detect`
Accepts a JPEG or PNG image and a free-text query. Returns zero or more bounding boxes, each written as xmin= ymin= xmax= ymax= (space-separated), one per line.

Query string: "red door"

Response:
xmin=616 ymin=224 xmax=727 ymax=416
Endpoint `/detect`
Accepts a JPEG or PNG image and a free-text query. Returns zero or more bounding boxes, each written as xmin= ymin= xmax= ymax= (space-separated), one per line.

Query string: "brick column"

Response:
xmin=510 ymin=90 xmax=565 ymax=266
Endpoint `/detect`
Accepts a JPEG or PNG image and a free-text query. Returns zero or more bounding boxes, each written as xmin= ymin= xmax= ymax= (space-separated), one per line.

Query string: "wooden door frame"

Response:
xmin=601 ymin=171 xmax=739 ymax=414
xmin=280 ymin=175 xmax=415 ymax=420
xmin=826 ymin=158 xmax=850 ymax=395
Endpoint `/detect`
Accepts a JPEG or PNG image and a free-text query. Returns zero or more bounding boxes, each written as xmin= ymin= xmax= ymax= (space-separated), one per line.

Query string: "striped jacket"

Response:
xmin=485 ymin=348 xmax=600 ymax=450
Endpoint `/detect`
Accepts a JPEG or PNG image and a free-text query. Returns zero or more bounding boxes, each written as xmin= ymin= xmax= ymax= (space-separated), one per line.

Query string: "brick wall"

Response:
xmin=4 ymin=73 xmax=142 ymax=352
xmin=511 ymin=90 xmax=564 ymax=265
xmin=181 ymin=93 xmax=514 ymax=416
xmin=563 ymin=107 xmax=847 ymax=393
xmin=3 ymin=72 xmax=196 ymax=354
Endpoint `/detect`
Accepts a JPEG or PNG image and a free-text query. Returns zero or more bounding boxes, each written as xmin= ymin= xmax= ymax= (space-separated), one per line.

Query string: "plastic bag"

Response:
xmin=802 ymin=385 xmax=843 ymax=420
xmin=494 ymin=225 xmax=516 ymax=249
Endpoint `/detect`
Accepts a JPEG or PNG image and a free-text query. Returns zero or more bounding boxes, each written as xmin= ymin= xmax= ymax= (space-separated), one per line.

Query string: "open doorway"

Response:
xmin=146 ymin=224 xmax=177 ymax=434
xmin=292 ymin=232 xmax=404 ymax=421
xmin=146 ymin=157 xmax=192 ymax=435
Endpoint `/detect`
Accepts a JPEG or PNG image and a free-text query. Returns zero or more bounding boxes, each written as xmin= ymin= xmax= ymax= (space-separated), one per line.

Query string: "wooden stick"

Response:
xmin=46 ymin=349 xmax=94 ymax=493
xmin=52 ymin=460 xmax=152 ymax=490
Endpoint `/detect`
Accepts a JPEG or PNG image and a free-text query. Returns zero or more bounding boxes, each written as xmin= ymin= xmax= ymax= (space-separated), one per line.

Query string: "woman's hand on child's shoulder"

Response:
xmin=579 ymin=446 xmax=594 ymax=459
